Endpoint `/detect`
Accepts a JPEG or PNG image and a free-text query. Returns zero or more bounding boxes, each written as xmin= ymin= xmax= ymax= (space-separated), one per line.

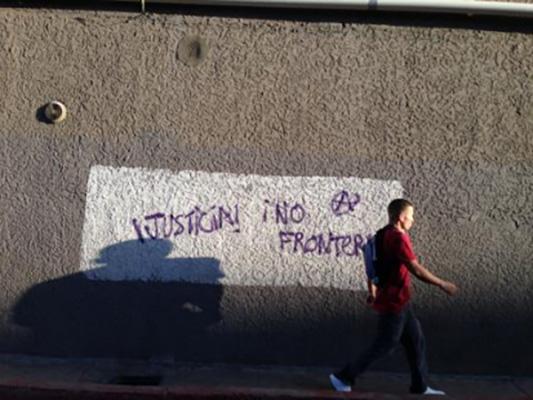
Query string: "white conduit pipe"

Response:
xmin=111 ymin=0 xmax=533 ymax=18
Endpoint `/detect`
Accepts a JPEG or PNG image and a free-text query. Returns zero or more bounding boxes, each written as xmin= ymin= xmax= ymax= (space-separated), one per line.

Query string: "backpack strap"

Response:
xmin=372 ymin=225 xmax=393 ymax=287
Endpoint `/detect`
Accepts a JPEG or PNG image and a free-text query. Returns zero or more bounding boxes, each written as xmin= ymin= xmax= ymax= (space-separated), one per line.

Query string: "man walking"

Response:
xmin=330 ymin=199 xmax=458 ymax=395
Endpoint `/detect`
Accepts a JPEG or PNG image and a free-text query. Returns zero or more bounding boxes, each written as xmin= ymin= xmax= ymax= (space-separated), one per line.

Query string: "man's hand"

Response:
xmin=366 ymin=282 xmax=377 ymax=305
xmin=439 ymin=281 xmax=458 ymax=296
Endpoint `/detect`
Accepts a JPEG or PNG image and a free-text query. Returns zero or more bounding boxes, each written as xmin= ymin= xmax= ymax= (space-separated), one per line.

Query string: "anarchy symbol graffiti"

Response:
xmin=330 ymin=190 xmax=361 ymax=216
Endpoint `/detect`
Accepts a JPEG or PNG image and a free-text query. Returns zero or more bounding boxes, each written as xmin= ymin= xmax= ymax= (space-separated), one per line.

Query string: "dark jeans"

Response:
xmin=336 ymin=304 xmax=428 ymax=394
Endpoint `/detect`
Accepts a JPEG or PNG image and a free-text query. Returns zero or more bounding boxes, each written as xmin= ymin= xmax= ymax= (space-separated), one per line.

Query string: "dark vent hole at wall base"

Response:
xmin=108 ymin=375 xmax=162 ymax=386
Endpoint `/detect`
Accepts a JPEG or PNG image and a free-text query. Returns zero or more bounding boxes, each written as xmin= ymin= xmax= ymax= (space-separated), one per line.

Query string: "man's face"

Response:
xmin=399 ymin=206 xmax=414 ymax=231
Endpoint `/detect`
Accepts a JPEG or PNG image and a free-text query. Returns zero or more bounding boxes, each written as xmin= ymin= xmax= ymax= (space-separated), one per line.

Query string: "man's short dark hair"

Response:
xmin=388 ymin=199 xmax=413 ymax=223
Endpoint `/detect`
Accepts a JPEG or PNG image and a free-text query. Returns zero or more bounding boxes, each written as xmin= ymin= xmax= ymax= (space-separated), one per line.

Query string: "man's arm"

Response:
xmin=366 ymin=278 xmax=377 ymax=304
xmin=406 ymin=259 xmax=458 ymax=296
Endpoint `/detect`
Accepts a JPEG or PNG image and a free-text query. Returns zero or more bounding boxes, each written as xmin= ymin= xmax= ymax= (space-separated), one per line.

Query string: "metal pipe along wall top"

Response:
xmin=107 ymin=0 xmax=533 ymax=18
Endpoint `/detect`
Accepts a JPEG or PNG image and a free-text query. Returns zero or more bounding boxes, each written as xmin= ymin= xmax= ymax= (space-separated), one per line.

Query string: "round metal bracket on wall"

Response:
xmin=44 ymin=101 xmax=67 ymax=124
xmin=177 ymin=36 xmax=208 ymax=67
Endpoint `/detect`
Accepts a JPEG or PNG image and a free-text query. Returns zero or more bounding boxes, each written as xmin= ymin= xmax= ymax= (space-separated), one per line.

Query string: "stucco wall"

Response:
xmin=0 ymin=6 xmax=532 ymax=375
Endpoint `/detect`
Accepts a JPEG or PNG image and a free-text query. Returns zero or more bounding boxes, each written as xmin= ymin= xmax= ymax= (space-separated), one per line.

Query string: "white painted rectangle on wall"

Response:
xmin=79 ymin=166 xmax=403 ymax=290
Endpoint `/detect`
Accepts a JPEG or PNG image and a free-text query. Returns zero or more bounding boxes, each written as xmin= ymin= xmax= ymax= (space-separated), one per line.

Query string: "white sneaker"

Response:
xmin=423 ymin=386 xmax=446 ymax=395
xmin=329 ymin=374 xmax=352 ymax=392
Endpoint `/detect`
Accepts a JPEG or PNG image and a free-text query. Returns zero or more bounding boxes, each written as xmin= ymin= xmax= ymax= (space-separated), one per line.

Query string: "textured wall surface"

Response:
xmin=0 ymin=6 xmax=532 ymax=376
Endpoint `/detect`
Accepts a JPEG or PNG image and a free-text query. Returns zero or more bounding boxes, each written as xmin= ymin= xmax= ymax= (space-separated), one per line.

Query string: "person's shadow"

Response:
xmin=10 ymin=239 xmax=224 ymax=360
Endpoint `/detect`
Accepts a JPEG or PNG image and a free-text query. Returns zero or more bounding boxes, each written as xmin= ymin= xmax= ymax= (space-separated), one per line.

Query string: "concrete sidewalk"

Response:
xmin=0 ymin=355 xmax=531 ymax=399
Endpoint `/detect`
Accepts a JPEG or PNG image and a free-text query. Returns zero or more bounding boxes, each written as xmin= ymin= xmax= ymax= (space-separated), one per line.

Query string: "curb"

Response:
xmin=1 ymin=380 xmax=531 ymax=400
xmin=0 ymin=380 xmax=414 ymax=400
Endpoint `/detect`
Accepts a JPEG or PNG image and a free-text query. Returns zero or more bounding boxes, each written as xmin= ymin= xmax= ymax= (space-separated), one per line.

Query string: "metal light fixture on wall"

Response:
xmin=44 ymin=101 xmax=67 ymax=124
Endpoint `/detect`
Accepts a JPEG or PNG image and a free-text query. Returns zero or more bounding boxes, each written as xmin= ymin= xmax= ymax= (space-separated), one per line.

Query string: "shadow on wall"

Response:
xmin=8 ymin=239 xmax=224 ymax=359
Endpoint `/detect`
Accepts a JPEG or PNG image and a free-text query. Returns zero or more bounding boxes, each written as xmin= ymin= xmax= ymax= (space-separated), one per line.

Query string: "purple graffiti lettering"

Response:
xmin=279 ymin=231 xmax=294 ymax=252
xmin=131 ymin=218 xmax=145 ymax=243
xmin=290 ymin=203 xmax=306 ymax=223
xmin=341 ymin=236 xmax=354 ymax=256
xmin=353 ymin=234 xmax=364 ymax=257
xmin=233 ymin=204 xmax=240 ymax=227
xmin=330 ymin=234 xmax=343 ymax=257
xmin=133 ymin=203 xmax=241 ymax=243
xmin=278 ymin=230 xmax=370 ymax=258
xmin=303 ymin=235 xmax=318 ymax=253
xmin=162 ymin=215 xmax=174 ymax=238
xmin=219 ymin=205 xmax=239 ymax=229
xmin=331 ymin=190 xmax=361 ymax=216
xmin=263 ymin=199 xmax=308 ymax=225
xmin=195 ymin=207 xmax=215 ymax=234
xmin=262 ymin=199 xmax=271 ymax=223
xmin=275 ymin=201 xmax=289 ymax=225
xmin=173 ymin=214 xmax=185 ymax=237
xmin=317 ymin=234 xmax=331 ymax=255
xmin=184 ymin=210 xmax=196 ymax=235
xmin=144 ymin=212 xmax=165 ymax=239
xmin=293 ymin=232 xmax=305 ymax=253
xmin=145 ymin=212 xmax=165 ymax=220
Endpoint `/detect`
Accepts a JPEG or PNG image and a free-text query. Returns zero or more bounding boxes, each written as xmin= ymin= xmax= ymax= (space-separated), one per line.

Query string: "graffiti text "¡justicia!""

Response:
xmin=132 ymin=204 xmax=240 ymax=243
